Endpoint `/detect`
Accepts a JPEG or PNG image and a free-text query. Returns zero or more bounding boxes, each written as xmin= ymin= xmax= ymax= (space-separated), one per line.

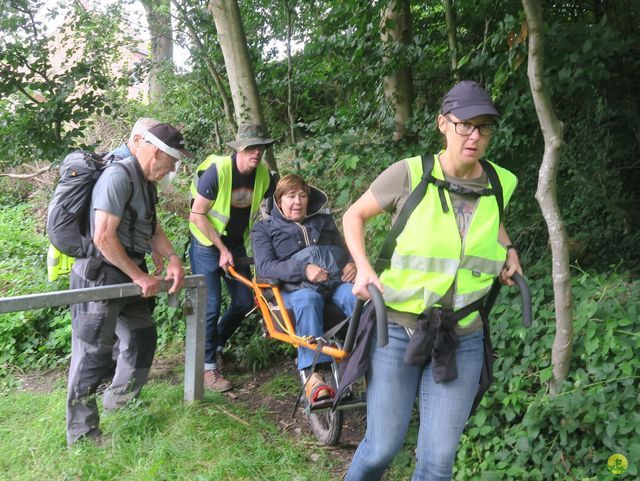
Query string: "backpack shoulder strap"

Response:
xmin=479 ymin=160 xmax=503 ymax=224
xmin=120 ymin=161 xmax=157 ymax=235
xmin=108 ymin=161 xmax=136 ymax=207
xmin=106 ymin=161 xmax=145 ymax=255
xmin=374 ymin=155 xmax=434 ymax=274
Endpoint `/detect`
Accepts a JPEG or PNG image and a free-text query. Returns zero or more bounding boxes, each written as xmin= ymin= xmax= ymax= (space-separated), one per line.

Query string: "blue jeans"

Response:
xmin=281 ymin=282 xmax=355 ymax=370
xmin=346 ymin=324 xmax=484 ymax=481
xmin=189 ymin=239 xmax=254 ymax=368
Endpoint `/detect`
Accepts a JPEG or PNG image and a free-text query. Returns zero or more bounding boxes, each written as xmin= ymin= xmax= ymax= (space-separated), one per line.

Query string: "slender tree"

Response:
xmin=170 ymin=0 xmax=237 ymax=133
xmin=522 ymin=0 xmax=573 ymax=395
xmin=141 ymin=0 xmax=174 ymax=102
xmin=380 ymin=0 xmax=413 ymax=141
xmin=208 ymin=0 xmax=277 ymax=172
xmin=443 ymin=0 xmax=459 ymax=79
xmin=283 ymin=0 xmax=297 ymax=145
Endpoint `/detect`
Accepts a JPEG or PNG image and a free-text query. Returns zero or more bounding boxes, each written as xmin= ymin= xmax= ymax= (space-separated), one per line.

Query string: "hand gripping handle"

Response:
xmin=343 ymin=284 xmax=388 ymax=353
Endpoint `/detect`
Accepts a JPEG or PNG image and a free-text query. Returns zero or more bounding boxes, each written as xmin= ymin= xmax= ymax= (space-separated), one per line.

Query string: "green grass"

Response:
xmin=0 ymin=381 xmax=339 ymax=481
xmin=258 ymin=373 xmax=301 ymax=400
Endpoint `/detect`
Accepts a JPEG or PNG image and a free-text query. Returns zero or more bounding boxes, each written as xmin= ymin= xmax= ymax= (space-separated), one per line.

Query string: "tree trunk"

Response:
xmin=141 ymin=0 xmax=174 ymax=102
xmin=170 ymin=0 xmax=237 ymax=134
xmin=479 ymin=17 xmax=490 ymax=84
xmin=284 ymin=0 xmax=296 ymax=146
xmin=208 ymin=0 xmax=278 ymax=173
xmin=380 ymin=0 xmax=413 ymax=141
xmin=213 ymin=119 xmax=222 ymax=150
xmin=443 ymin=0 xmax=458 ymax=78
xmin=522 ymin=0 xmax=573 ymax=395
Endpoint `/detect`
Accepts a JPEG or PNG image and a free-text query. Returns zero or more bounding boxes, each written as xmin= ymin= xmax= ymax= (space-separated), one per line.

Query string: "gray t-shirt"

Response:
xmin=91 ymin=157 xmax=157 ymax=259
xmin=369 ymin=157 xmax=488 ymax=335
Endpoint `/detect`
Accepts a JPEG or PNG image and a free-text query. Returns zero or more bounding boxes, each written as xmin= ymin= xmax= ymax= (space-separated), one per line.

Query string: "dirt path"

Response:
xmin=211 ymin=356 xmax=365 ymax=480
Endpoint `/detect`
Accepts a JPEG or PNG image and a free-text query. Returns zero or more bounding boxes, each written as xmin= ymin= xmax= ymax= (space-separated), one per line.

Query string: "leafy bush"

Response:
xmin=0 ymin=176 xmax=34 ymax=207
xmin=0 ymin=204 xmax=71 ymax=374
xmin=0 ymin=1 xmax=132 ymax=166
xmin=229 ymin=313 xmax=295 ymax=372
xmin=0 ymin=201 xmax=193 ymax=376
xmin=290 ymin=128 xmax=433 ymax=254
xmin=454 ymin=268 xmax=640 ymax=480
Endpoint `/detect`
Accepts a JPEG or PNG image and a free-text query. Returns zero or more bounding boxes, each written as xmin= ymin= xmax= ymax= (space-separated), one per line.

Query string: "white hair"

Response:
xmin=128 ymin=117 xmax=160 ymax=143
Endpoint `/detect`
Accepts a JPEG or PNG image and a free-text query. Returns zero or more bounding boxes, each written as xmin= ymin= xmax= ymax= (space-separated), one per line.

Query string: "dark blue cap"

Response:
xmin=441 ymin=80 xmax=499 ymax=120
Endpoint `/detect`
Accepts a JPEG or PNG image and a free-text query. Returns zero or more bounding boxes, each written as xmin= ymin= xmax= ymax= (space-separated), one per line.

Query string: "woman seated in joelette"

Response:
xmin=251 ymin=174 xmax=357 ymax=405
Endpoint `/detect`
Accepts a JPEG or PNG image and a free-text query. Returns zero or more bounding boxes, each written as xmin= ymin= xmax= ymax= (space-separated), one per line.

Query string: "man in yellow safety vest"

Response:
xmin=188 ymin=124 xmax=277 ymax=392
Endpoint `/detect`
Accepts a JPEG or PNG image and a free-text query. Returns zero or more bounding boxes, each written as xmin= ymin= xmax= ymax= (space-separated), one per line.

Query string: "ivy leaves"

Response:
xmin=455 ymin=270 xmax=640 ymax=479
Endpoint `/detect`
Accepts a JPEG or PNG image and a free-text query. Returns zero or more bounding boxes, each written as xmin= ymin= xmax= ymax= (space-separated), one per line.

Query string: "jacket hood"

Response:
xmin=271 ymin=185 xmax=328 ymax=221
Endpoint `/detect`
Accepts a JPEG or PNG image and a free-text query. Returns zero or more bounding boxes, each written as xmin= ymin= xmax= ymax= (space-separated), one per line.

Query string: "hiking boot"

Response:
xmin=204 ymin=368 xmax=232 ymax=392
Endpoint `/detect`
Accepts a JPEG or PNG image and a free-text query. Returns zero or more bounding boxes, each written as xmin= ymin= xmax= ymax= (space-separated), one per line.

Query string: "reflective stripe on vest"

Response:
xmin=47 ymin=243 xmax=75 ymax=282
xmin=379 ymin=154 xmax=517 ymax=324
xmin=188 ymin=155 xmax=270 ymax=246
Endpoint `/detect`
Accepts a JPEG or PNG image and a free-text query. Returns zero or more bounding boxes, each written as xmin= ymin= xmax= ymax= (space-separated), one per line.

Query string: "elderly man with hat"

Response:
xmin=66 ymin=122 xmax=189 ymax=445
xmin=189 ymin=123 xmax=277 ymax=392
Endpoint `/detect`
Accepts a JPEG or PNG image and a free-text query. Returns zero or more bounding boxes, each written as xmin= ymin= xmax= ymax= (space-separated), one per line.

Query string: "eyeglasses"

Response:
xmin=244 ymin=144 xmax=266 ymax=151
xmin=446 ymin=116 xmax=496 ymax=137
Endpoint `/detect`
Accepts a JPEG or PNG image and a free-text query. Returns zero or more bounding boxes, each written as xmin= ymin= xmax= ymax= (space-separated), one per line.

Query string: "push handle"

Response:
xmin=512 ymin=272 xmax=532 ymax=328
xmin=343 ymin=284 xmax=388 ymax=353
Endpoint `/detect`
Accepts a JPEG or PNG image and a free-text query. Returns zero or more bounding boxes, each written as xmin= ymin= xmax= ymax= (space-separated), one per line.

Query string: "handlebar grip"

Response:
xmin=343 ymin=284 xmax=389 ymax=353
xmin=512 ymin=272 xmax=532 ymax=328
xmin=367 ymin=284 xmax=388 ymax=347
xmin=343 ymin=299 xmax=363 ymax=354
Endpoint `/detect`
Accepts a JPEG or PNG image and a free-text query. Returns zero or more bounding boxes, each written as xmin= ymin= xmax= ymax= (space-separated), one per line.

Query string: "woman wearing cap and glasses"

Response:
xmin=342 ymin=81 xmax=522 ymax=481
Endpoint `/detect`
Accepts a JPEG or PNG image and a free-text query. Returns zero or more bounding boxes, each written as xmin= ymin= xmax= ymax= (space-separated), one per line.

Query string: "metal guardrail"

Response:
xmin=0 ymin=275 xmax=207 ymax=403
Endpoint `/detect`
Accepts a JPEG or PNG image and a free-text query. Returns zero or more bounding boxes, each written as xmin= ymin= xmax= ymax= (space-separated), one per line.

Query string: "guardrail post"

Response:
xmin=183 ymin=283 xmax=206 ymax=402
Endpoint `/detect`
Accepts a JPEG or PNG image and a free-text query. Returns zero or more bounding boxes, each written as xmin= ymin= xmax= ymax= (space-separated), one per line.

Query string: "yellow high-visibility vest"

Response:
xmin=379 ymin=154 xmax=517 ymax=326
xmin=189 ymin=155 xmax=270 ymax=246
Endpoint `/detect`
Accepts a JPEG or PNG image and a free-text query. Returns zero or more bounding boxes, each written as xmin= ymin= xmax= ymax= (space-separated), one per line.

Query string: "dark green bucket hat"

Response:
xmin=227 ymin=123 xmax=276 ymax=151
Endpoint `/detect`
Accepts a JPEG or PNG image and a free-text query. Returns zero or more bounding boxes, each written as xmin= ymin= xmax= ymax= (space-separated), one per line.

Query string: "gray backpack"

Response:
xmin=46 ymin=151 xmax=135 ymax=258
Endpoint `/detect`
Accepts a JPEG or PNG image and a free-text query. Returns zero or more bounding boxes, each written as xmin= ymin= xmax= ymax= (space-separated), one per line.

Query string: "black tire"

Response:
xmin=306 ymin=363 xmax=343 ymax=446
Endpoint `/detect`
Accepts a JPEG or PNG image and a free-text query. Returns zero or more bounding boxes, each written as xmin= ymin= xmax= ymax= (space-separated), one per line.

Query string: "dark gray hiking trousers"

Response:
xmin=66 ymin=256 xmax=157 ymax=445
